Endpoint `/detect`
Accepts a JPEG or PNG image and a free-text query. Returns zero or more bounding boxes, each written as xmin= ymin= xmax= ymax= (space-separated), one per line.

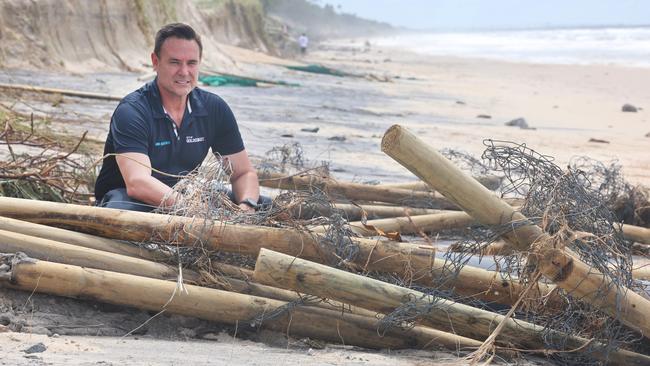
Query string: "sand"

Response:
xmin=0 ymin=37 xmax=647 ymax=365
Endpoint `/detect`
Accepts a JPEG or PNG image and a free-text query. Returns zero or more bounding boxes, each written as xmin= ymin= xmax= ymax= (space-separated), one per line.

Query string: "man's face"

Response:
xmin=152 ymin=37 xmax=201 ymax=100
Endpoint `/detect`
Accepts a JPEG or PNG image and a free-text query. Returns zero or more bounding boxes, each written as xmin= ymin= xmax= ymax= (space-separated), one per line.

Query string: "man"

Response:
xmin=94 ymin=23 xmax=261 ymax=213
xmin=298 ymin=33 xmax=309 ymax=55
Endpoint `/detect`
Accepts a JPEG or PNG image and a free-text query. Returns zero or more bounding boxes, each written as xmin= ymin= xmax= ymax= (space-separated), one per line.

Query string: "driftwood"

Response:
xmin=346 ymin=211 xmax=475 ymax=237
xmin=0 ymin=197 xmax=550 ymax=307
xmin=0 ymin=254 xmax=482 ymax=352
xmin=0 ymin=216 xmax=168 ymax=261
xmin=259 ymin=171 xmax=460 ymax=209
xmin=0 ymin=216 xmax=256 ymax=280
xmin=0 ymin=82 xmax=122 ymax=101
xmin=381 ymin=124 xmax=650 ymax=337
xmin=0 ymin=228 xmax=192 ymax=282
xmin=335 ymin=203 xmax=442 ymax=219
xmin=632 ymin=258 xmax=650 ymax=281
xmin=623 ymin=224 xmax=650 ymax=244
xmin=296 ymin=202 xmax=444 ymax=220
xmin=0 ymin=229 xmax=375 ymax=317
xmin=293 ymin=203 xmax=441 ymax=221
xmin=253 ymin=249 xmax=650 ymax=365
xmin=0 ymin=197 xmax=437 ymax=278
xmin=310 ymin=210 xmax=474 ymax=237
xmin=380 ymin=175 xmax=502 ymax=191
xmin=260 ymin=171 xmax=523 ymax=209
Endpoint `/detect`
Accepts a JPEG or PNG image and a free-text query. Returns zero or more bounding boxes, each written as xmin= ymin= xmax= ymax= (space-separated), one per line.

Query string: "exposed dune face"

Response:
xmin=0 ymin=0 xmax=276 ymax=73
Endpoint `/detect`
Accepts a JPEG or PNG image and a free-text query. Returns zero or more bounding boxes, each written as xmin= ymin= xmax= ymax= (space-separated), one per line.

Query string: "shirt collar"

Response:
xmin=162 ymin=97 xmax=192 ymax=116
xmin=148 ymin=77 xmax=207 ymax=119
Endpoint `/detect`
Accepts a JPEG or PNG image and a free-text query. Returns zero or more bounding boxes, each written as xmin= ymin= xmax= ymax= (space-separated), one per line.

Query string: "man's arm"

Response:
xmin=116 ymin=152 xmax=178 ymax=208
xmin=224 ymin=149 xmax=259 ymax=212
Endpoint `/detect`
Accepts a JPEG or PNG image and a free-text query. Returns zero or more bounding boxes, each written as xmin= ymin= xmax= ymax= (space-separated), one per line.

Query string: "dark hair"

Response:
xmin=154 ymin=23 xmax=203 ymax=58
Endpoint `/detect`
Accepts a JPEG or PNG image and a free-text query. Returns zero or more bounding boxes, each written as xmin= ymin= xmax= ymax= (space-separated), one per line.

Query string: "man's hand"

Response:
xmin=225 ymin=149 xmax=260 ymax=207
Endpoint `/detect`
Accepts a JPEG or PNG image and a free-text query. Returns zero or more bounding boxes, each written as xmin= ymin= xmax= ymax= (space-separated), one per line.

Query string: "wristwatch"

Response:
xmin=239 ymin=198 xmax=259 ymax=210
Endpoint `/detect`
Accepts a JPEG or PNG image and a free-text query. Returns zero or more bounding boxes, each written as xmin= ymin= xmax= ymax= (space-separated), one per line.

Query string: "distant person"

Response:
xmin=94 ymin=23 xmax=267 ymax=213
xmin=298 ymin=33 xmax=309 ymax=55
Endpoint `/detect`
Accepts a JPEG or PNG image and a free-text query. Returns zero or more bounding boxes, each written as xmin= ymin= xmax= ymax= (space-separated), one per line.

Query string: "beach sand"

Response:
xmin=0 ymin=38 xmax=647 ymax=365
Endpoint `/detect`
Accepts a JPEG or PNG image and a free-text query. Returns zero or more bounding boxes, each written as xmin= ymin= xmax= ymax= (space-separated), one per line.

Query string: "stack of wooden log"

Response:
xmin=1 ymin=124 xmax=650 ymax=364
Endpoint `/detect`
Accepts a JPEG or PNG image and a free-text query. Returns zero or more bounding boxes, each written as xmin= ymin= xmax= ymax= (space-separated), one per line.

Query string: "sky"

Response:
xmin=317 ymin=0 xmax=650 ymax=30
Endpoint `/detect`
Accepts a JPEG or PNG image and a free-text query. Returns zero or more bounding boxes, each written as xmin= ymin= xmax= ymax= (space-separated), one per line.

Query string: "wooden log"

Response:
xmin=253 ymin=249 xmax=650 ymax=365
xmin=0 ymin=215 xmax=261 ymax=285
xmin=310 ymin=210 xmax=474 ymax=237
xmin=0 ymin=228 xmax=192 ymax=282
xmin=345 ymin=211 xmax=476 ymax=237
xmin=0 ymin=83 xmax=122 ymax=101
xmin=449 ymin=242 xmax=650 ymax=281
xmin=380 ymin=175 xmax=502 ymax=191
xmin=0 ymin=215 xmax=255 ymax=282
xmin=632 ymin=258 xmax=650 ymax=281
xmin=0 ymin=197 xmax=543 ymax=307
xmin=381 ymin=124 xmax=650 ymax=337
xmin=623 ymin=224 xmax=650 ymax=245
xmin=0 ymin=216 xmax=168 ymax=261
xmin=258 ymin=171 xmax=460 ymax=209
xmin=294 ymin=202 xmax=444 ymax=220
xmin=0 ymin=254 xmax=482 ymax=352
xmin=0 ymin=197 xmax=436 ymax=277
xmin=0 ymin=229 xmax=375 ymax=317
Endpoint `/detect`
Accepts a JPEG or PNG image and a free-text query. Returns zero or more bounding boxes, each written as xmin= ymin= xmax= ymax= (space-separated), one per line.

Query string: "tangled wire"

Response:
xmin=384 ymin=140 xmax=642 ymax=365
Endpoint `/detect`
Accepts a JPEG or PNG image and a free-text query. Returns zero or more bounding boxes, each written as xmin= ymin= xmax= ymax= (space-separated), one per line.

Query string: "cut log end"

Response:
xmin=380 ymin=124 xmax=402 ymax=153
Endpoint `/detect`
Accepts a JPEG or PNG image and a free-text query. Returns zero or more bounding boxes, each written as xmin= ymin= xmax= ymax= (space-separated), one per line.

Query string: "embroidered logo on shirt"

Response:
xmin=155 ymin=140 xmax=171 ymax=147
xmin=186 ymin=136 xmax=205 ymax=144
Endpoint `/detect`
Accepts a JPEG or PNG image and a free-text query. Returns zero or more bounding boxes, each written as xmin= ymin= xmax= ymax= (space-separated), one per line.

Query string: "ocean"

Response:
xmin=371 ymin=26 xmax=650 ymax=67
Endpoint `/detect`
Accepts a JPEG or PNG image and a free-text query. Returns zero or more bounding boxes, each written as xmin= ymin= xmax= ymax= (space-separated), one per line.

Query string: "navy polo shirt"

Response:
xmin=94 ymin=79 xmax=244 ymax=201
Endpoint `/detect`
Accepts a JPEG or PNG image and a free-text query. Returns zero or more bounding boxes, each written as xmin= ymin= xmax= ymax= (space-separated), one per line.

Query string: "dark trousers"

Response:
xmin=98 ymin=187 xmax=272 ymax=212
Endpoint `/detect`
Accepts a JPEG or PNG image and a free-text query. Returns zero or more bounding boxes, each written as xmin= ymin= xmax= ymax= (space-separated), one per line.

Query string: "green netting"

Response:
xmin=199 ymin=74 xmax=299 ymax=87
xmin=200 ymin=75 xmax=259 ymax=87
xmin=285 ymin=64 xmax=351 ymax=77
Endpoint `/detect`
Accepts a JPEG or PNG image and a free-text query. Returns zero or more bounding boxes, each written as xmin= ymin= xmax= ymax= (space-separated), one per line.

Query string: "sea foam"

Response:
xmin=371 ymin=26 xmax=650 ymax=67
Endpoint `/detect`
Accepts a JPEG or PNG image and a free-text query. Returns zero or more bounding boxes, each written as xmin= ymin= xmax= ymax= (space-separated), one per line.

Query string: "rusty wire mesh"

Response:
xmin=375 ymin=140 xmax=644 ymax=365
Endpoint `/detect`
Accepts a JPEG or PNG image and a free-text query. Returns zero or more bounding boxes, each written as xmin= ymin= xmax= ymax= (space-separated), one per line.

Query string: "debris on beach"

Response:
xmin=300 ymin=127 xmax=320 ymax=133
xmin=327 ymin=135 xmax=346 ymax=141
xmin=23 ymin=342 xmax=47 ymax=354
xmin=622 ymin=103 xmax=638 ymax=112
xmin=505 ymin=117 xmax=536 ymax=130
xmin=0 ymin=82 xmax=122 ymax=101
xmin=285 ymin=64 xmax=390 ymax=81
xmin=199 ymin=70 xmax=299 ymax=88
xmin=1 ymin=127 xmax=650 ymax=365
xmin=3 ymin=0 xmax=647 ymax=364
xmin=588 ymin=137 xmax=610 ymax=143
xmin=286 ymin=64 xmax=353 ymax=77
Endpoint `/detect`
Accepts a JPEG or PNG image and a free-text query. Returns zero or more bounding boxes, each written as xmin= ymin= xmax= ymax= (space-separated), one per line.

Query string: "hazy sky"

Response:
xmin=318 ymin=0 xmax=650 ymax=30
